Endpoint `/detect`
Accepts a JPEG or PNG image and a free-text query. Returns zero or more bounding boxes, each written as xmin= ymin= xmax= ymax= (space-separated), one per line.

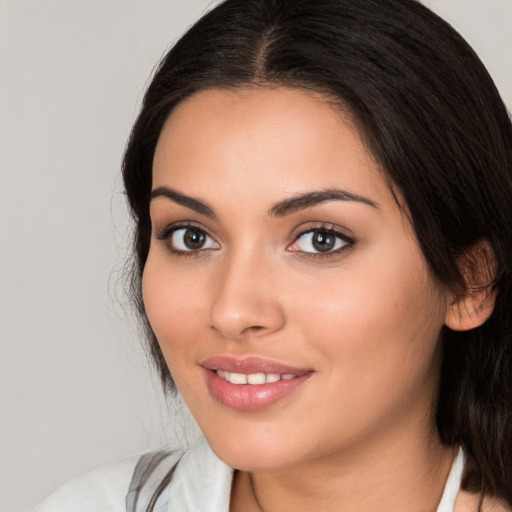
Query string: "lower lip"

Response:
xmin=203 ymin=369 xmax=313 ymax=412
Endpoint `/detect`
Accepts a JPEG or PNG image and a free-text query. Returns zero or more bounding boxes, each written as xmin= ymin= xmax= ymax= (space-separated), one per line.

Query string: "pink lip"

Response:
xmin=201 ymin=356 xmax=313 ymax=412
xmin=201 ymin=355 xmax=310 ymax=374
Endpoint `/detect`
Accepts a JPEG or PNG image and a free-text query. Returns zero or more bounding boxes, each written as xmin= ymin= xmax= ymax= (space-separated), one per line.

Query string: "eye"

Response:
xmin=288 ymin=227 xmax=354 ymax=255
xmin=157 ymin=225 xmax=219 ymax=253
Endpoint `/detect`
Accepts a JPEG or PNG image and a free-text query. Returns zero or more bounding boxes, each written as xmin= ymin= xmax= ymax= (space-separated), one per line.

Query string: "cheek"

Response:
xmin=283 ymin=256 xmax=446 ymax=445
xmin=141 ymin=254 xmax=207 ymax=368
xmin=290 ymin=245 xmax=446 ymax=385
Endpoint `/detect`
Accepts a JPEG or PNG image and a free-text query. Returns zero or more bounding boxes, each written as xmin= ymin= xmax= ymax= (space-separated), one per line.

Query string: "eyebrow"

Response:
xmin=150 ymin=186 xmax=216 ymax=218
xmin=268 ymin=189 xmax=379 ymax=217
xmin=150 ymin=186 xmax=379 ymax=218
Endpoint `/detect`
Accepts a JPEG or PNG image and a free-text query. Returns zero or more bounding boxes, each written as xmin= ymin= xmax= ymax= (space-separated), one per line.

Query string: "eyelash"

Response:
xmin=155 ymin=222 xmax=215 ymax=259
xmin=289 ymin=224 xmax=355 ymax=258
xmin=155 ymin=222 xmax=356 ymax=258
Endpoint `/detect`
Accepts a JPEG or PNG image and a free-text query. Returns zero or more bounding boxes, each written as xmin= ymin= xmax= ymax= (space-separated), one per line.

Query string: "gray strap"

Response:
xmin=126 ymin=449 xmax=184 ymax=512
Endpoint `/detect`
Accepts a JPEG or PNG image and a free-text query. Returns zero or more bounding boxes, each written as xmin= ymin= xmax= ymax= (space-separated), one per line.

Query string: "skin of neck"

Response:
xmin=230 ymin=397 xmax=456 ymax=512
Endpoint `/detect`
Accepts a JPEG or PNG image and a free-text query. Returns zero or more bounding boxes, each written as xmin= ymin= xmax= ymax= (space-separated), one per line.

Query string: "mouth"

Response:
xmin=215 ymin=370 xmax=299 ymax=385
xmin=201 ymin=356 xmax=313 ymax=412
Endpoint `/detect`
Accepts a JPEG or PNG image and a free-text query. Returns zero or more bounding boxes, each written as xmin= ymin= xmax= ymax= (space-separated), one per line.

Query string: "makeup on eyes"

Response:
xmin=287 ymin=222 xmax=356 ymax=257
xmin=154 ymin=221 xmax=218 ymax=258
xmin=153 ymin=219 xmax=356 ymax=259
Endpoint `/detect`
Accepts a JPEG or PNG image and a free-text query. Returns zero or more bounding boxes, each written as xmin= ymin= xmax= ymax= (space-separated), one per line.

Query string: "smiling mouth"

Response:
xmin=216 ymin=370 xmax=299 ymax=385
xmin=201 ymin=356 xmax=313 ymax=411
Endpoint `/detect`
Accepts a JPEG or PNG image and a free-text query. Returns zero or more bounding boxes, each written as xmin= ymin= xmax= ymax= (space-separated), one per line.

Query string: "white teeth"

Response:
xmin=217 ymin=369 xmax=229 ymax=380
xmin=247 ymin=373 xmax=266 ymax=385
xmin=229 ymin=372 xmax=247 ymax=384
xmin=216 ymin=370 xmax=298 ymax=385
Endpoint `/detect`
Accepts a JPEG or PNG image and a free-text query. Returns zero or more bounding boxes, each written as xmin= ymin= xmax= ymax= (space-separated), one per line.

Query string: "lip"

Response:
xmin=201 ymin=355 xmax=310 ymax=375
xmin=201 ymin=356 xmax=313 ymax=412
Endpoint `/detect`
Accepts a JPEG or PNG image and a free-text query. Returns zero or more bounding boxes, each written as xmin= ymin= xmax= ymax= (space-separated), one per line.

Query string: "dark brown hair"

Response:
xmin=122 ymin=0 xmax=512 ymax=507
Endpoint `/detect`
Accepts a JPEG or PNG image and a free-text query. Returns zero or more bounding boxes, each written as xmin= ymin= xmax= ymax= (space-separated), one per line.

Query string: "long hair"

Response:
xmin=122 ymin=0 xmax=512 ymax=506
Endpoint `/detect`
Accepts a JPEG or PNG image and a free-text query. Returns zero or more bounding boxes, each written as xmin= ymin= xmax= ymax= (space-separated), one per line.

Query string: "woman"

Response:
xmin=35 ymin=0 xmax=512 ymax=510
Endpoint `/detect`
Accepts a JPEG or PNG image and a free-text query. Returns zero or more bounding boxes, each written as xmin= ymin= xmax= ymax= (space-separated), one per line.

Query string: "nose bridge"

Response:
xmin=209 ymin=245 xmax=285 ymax=340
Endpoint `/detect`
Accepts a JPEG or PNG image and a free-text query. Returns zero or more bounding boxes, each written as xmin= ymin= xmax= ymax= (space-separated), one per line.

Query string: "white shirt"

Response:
xmin=33 ymin=437 xmax=464 ymax=512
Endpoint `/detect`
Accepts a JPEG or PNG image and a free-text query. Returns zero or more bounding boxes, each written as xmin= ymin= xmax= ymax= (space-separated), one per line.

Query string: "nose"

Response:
xmin=209 ymin=251 xmax=286 ymax=341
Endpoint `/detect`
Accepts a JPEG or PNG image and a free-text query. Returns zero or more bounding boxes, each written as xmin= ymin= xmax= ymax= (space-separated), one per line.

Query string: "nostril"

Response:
xmin=244 ymin=325 xmax=265 ymax=333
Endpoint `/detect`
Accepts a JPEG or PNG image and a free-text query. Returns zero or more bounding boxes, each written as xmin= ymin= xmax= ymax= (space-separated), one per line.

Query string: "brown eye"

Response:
xmin=183 ymin=228 xmax=206 ymax=249
xmin=311 ymin=231 xmax=336 ymax=252
xmin=289 ymin=228 xmax=353 ymax=255
xmin=169 ymin=227 xmax=219 ymax=252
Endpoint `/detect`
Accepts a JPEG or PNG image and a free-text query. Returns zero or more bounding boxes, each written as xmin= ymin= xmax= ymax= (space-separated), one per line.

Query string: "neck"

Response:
xmin=231 ymin=425 xmax=456 ymax=512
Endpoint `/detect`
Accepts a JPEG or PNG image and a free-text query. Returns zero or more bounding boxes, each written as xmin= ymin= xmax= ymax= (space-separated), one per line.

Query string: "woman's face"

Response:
xmin=143 ymin=87 xmax=450 ymax=471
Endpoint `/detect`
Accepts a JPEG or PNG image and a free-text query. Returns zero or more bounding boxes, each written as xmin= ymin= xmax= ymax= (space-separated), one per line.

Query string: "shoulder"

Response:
xmin=166 ymin=437 xmax=234 ymax=511
xmin=31 ymin=448 xmax=184 ymax=512
xmin=32 ymin=455 xmax=140 ymax=512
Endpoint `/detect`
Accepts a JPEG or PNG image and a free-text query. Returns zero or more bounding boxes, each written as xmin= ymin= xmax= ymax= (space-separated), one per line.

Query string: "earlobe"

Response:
xmin=444 ymin=286 xmax=496 ymax=331
xmin=444 ymin=239 xmax=497 ymax=332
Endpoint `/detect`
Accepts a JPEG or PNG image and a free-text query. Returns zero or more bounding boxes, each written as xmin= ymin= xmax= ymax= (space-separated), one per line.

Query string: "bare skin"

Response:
xmin=143 ymin=87 xmax=495 ymax=512
xmin=230 ymin=440 xmax=456 ymax=512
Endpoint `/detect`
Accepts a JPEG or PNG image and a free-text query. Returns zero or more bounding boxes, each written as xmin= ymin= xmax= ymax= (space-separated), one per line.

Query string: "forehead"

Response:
xmin=152 ymin=87 xmax=395 ymax=212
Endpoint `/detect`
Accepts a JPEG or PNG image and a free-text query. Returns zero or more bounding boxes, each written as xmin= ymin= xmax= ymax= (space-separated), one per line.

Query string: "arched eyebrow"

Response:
xmin=268 ymin=189 xmax=379 ymax=217
xmin=150 ymin=186 xmax=379 ymax=218
xmin=150 ymin=186 xmax=216 ymax=218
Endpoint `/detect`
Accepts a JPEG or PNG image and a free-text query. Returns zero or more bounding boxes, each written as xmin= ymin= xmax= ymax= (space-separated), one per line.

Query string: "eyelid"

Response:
xmin=153 ymin=220 xmax=354 ymax=258
xmin=154 ymin=220 xmax=212 ymax=241
xmin=287 ymin=223 xmax=356 ymax=256
xmin=154 ymin=221 xmax=220 ymax=257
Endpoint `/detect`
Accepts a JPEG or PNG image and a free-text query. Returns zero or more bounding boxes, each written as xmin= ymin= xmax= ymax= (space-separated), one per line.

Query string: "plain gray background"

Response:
xmin=0 ymin=1 xmax=510 ymax=511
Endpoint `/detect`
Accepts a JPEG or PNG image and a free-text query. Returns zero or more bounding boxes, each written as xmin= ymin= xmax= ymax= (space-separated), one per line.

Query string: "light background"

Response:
xmin=0 ymin=1 xmax=510 ymax=511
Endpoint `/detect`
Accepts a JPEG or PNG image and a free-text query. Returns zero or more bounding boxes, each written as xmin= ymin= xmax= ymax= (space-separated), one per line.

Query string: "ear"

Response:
xmin=444 ymin=239 xmax=497 ymax=332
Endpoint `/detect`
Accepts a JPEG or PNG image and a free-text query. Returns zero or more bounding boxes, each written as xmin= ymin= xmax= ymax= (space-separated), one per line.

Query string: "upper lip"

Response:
xmin=200 ymin=355 xmax=311 ymax=375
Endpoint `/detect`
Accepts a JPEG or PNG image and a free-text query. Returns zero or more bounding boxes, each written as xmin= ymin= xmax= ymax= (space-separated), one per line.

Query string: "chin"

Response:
xmin=201 ymin=421 xmax=308 ymax=472
xmin=213 ymin=444 xmax=296 ymax=472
